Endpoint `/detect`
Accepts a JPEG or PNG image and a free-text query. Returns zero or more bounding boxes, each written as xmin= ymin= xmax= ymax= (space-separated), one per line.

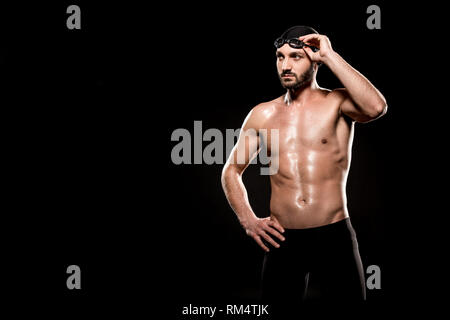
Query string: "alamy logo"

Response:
xmin=170 ymin=121 xmax=279 ymax=175
xmin=366 ymin=5 xmax=381 ymax=30
xmin=66 ymin=5 xmax=81 ymax=30
xmin=366 ymin=264 xmax=381 ymax=289
xmin=66 ymin=265 xmax=81 ymax=290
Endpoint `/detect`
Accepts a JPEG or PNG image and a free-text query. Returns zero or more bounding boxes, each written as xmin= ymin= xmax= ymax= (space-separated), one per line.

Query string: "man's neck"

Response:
xmin=284 ymin=80 xmax=319 ymax=106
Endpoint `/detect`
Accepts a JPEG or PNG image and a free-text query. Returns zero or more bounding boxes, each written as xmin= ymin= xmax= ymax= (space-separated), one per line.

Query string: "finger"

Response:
xmin=260 ymin=232 xmax=280 ymax=248
xmin=269 ymin=217 xmax=285 ymax=233
xmin=266 ymin=227 xmax=285 ymax=242
xmin=254 ymin=235 xmax=270 ymax=252
xmin=299 ymin=34 xmax=320 ymax=44
xmin=302 ymin=36 xmax=321 ymax=48
xmin=265 ymin=222 xmax=286 ymax=241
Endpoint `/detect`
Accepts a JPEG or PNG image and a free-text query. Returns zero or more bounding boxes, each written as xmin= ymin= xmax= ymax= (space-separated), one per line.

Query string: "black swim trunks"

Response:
xmin=260 ymin=218 xmax=366 ymax=316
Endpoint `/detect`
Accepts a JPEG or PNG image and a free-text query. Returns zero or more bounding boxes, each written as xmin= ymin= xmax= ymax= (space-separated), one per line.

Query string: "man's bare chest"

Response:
xmin=260 ymin=104 xmax=340 ymax=151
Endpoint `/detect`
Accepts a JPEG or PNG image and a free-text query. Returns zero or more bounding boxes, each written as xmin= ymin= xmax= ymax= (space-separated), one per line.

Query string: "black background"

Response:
xmin=1 ymin=1 xmax=445 ymax=317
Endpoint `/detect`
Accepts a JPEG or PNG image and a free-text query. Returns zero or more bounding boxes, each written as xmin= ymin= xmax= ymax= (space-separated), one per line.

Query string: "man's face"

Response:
xmin=276 ymin=44 xmax=314 ymax=90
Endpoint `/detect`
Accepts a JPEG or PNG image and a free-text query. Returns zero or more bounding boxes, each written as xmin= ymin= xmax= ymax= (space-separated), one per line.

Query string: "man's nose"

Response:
xmin=282 ymin=58 xmax=292 ymax=71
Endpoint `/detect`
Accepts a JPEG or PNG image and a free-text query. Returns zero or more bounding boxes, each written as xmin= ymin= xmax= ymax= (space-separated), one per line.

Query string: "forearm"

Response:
xmin=221 ymin=166 xmax=257 ymax=227
xmin=324 ymin=51 xmax=387 ymax=113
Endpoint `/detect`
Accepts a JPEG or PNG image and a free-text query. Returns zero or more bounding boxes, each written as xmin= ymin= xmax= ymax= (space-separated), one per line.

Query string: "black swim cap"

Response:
xmin=279 ymin=25 xmax=319 ymax=40
xmin=275 ymin=26 xmax=322 ymax=66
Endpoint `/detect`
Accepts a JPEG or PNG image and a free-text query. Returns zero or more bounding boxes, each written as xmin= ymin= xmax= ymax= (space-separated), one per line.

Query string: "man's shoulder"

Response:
xmin=313 ymin=88 xmax=348 ymax=109
xmin=241 ymin=96 xmax=283 ymax=130
xmin=313 ymin=87 xmax=337 ymax=98
xmin=323 ymin=87 xmax=348 ymax=101
xmin=251 ymin=96 xmax=284 ymax=115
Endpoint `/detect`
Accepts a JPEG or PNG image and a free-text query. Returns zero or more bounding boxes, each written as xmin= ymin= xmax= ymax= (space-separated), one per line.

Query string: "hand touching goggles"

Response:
xmin=274 ymin=38 xmax=319 ymax=52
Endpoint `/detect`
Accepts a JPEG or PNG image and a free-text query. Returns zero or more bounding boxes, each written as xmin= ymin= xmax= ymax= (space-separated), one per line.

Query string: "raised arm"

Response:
xmin=300 ymin=33 xmax=388 ymax=123
xmin=221 ymin=107 xmax=285 ymax=252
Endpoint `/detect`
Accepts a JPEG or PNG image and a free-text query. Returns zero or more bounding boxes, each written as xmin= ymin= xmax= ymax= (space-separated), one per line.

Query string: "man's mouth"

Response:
xmin=282 ymin=74 xmax=295 ymax=78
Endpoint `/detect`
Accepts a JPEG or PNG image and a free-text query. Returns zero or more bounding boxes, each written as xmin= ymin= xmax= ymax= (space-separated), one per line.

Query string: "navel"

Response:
xmin=321 ymin=138 xmax=328 ymax=144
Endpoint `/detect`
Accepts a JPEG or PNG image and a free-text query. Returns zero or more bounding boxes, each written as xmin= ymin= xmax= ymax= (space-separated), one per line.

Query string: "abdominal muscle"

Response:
xmin=269 ymin=150 xmax=350 ymax=229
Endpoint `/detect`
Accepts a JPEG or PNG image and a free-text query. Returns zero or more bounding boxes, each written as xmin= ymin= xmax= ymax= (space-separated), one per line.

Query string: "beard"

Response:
xmin=279 ymin=64 xmax=314 ymax=91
